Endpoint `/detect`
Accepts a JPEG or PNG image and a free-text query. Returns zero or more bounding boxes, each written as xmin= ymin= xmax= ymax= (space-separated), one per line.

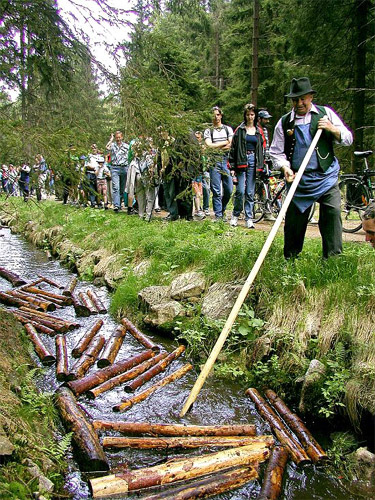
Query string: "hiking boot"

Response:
xmin=230 ymin=216 xmax=238 ymax=227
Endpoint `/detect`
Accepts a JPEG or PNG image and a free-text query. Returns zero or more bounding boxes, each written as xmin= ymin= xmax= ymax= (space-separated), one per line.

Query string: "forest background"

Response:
xmin=1 ymin=0 xmax=374 ymax=173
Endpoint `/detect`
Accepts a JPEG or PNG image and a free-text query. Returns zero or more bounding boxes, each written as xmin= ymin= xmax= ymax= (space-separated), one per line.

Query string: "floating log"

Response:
xmin=19 ymin=307 xmax=79 ymax=328
xmin=0 ymin=291 xmax=42 ymax=310
xmin=71 ymin=293 xmax=91 ymax=317
xmin=92 ymin=420 xmax=257 ymax=437
xmin=124 ymin=345 xmax=186 ymax=393
xmin=56 ymin=387 xmax=109 ymax=472
xmin=18 ymin=278 xmax=45 ymax=290
xmin=68 ymin=335 xmax=105 ymax=380
xmin=13 ymin=313 xmax=56 ymax=336
xmin=23 ymin=286 xmax=72 ymax=305
xmin=258 ymin=445 xmax=289 ymax=500
xmin=87 ymin=289 xmax=107 ymax=314
xmin=89 ymin=442 xmax=271 ymax=497
xmin=88 ymin=353 xmax=167 ymax=399
xmin=139 ymin=466 xmax=258 ymax=500
xmin=24 ymin=323 xmax=55 ymax=365
xmin=67 ymin=349 xmax=156 ymax=396
xmin=72 ymin=319 xmax=104 ymax=358
xmin=38 ymin=274 xmax=65 ymax=289
xmin=28 ymin=291 xmax=65 ymax=307
xmin=102 ymin=434 xmax=274 ymax=449
xmin=63 ymin=277 xmax=78 ymax=296
xmin=78 ymin=291 xmax=98 ymax=315
xmin=6 ymin=289 xmax=56 ymax=311
xmin=0 ymin=267 xmax=27 ymax=286
xmin=97 ymin=326 xmax=126 ymax=368
xmin=17 ymin=309 xmax=71 ymax=333
xmin=121 ymin=318 xmax=161 ymax=352
xmin=56 ymin=334 xmax=69 ymax=382
xmin=113 ymin=363 xmax=193 ymax=413
xmin=265 ymin=389 xmax=328 ymax=463
xmin=245 ymin=388 xmax=310 ymax=466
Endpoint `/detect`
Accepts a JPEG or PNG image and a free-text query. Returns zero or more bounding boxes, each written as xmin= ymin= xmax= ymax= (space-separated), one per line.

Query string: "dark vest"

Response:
xmin=282 ymin=105 xmax=334 ymax=172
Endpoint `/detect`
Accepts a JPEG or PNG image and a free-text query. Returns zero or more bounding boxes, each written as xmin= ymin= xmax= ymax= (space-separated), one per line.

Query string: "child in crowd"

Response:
xmin=96 ymin=156 xmax=111 ymax=208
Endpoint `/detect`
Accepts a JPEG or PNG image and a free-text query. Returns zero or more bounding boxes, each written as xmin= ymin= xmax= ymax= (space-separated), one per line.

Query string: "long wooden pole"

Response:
xmin=179 ymin=129 xmax=323 ymax=417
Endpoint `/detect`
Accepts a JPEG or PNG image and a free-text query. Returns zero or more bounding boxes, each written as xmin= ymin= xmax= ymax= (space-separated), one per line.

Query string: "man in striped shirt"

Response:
xmin=106 ymin=131 xmax=129 ymax=212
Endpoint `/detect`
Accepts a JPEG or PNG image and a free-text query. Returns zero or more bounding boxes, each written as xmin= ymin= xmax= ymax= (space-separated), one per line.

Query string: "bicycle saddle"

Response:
xmin=353 ymin=150 xmax=373 ymax=158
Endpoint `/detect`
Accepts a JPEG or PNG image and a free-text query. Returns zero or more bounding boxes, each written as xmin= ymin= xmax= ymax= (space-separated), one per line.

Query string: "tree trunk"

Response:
xmin=37 ymin=275 xmax=64 ymax=289
xmin=251 ymin=0 xmax=260 ymax=105
xmin=93 ymin=420 xmax=256 ymax=437
xmin=78 ymin=291 xmax=98 ymax=315
xmin=265 ymin=389 xmax=328 ymax=463
xmin=87 ymin=289 xmax=107 ymax=314
xmin=13 ymin=313 xmax=55 ymax=336
xmin=56 ymin=334 xmax=69 ymax=381
xmin=63 ymin=277 xmax=78 ymax=296
xmin=121 ymin=318 xmax=161 ymax=352
xmin=71 ymin=293 xmax=91 ymax=317
xmin=24 ymin=323 xmax=55 ymax=365
xmin=258 ymin=445 xmax=289 ymax=500
xmin=97 ymin=326 xmax=126 ymax=368
xmin=7 ymin=289 xmax=56 ymax=311
xmin=23 ymin=286 xmax=72 ymax=305
xmin=68 ymin=335 xmax=105 ymax=380
xmin=0 ymin=267 xmax=27 ymax=286
xmin=89 ymin=442 xmax=271 ymax=497
xmin=72 ymin=319 xmax=104 ymax=358
xmin=0 ymin=291 xmax=42 ymax=311
xmin=56 ymin=387 xmax=109 ymax=472
xmin=245 ymin=388 xmax=310 ymax=465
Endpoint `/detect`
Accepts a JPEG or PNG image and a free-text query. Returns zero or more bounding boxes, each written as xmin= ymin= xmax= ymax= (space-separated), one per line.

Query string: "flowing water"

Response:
xmin=0 ymin=227 xmax=365 ymax=500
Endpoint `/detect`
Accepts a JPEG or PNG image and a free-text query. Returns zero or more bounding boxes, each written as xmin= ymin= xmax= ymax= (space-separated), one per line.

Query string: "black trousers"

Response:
xmin=284 ymin=182 xmax=342 ymax=259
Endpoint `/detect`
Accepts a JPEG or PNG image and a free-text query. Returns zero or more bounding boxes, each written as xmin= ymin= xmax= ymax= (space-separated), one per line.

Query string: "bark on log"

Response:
xmin=23 ymin=286 xmax=72 ymax=305
xmin=28 ymin=292 xmax=65 ymax=306
xmin=7 ymin=289 xmax=56 ymax=311
xmin=89 ymin=442 xmax=271 ymax=497
xmin=265 ymin=389 xmax=328 ymax=463
xmin=88 ymin=353 xmax=167 ymax=399
xmin=17 ymin=309 xmax=72 ymax=333
xmin=37 ymin=274 xmax=65 ymax=289
xmin=113 ymin=363 xmax=193 ymax=413
xmin=71 ymin=293 xmax=91 ymax=317
xmin=13 ymin=313 xmax=56 ymax=336
xmin=121 ymin=318 xmax=161 ymax=352
xmin=97 ymin=326 xmax=126 ymax=368
xmin=78 ymin=291 xmax=98 ymax=315
xmin=63 ymin=277 xmax=78 ymax=296
xmin=0 ymin=291 xmax=42 ymax=310
xmin=24 ymin=323 xmax=55 ymax=365
xmin=258 ymin=445 xmax=289 ymax=500
xmin=245 ymin=388 xmax=310 ymax=466
xmin=92 ymin=421 xmax=257 ymax=437
xmin=87 ymin=289 xmax=107 ymax=314
xmin=102 ymin=435 xmax=274 ymax=449
xmin=56 ymin=334 xmax=69 ymax=382
xmin=18 ymin=278 xmax=44 ymax=290
xmin=68 ymin=336 xmax=105 ymax=380
xmin=124 ymin=345 xmax=185 ymax=393
xmin=67 ymin=349 xmax=156 ymax=396
xmin=55 ymin=387 xmax=109 ymax=472
xmin=139 ymin=466 xmax=258 ymax=500
xmin=72 ymin=319 xmax=104 ymax=358
xmin=0 ymin=267 xmax=27 ymax=286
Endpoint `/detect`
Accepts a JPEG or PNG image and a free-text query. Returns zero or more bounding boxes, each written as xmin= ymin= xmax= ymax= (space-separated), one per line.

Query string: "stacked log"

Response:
xmin=71 ymin=293 xmax=91 ymax=317
xmin=0 ymin=291 xmax=42 ymax=310
xmin=56 ymin=334 xmax=69 ymax=381
xmin=63 ymin=277 xmax=78 ymax=296
xmin=139 ymin=466 xmax=258 ymax=500
xmin=68 ymin=336 xmax=105 ymax=380
xmin=113 ymin=363 xmax=193 ymax=413
xmin=67 ymin=350 xmax=156 ymax=396
xmin=24 ymin=323 xmax=55 ymax=365
xmin=56 ymin=387 xmax=109 ymax=472
xmin=88 ymin=353 xmax=167 ymax=399
xmin=102 ymin=435 xmax=274 ymax=450
xmin=89 ymin=442 xmax=272 ymax=497
xmin=37 ymin=275 xmax=65 ymax=289
xmin=19 ymin=307 xmax=79 ymax=332
xmin=124 ymin=345 xmax=186 ymax=393
xmin=97 ymin=326 xmax=126 ymax=368
xmin=87 ymin=289 xmax=107 ymax=314
xmin=258 ymin=446 xmax=289 ymax=500
xmin=72 ymin=319 xmax=104 ymax=358
xmin=23 ymin=286 xmax=72 ymax=306
xmin=13 ymin=313 xmax=56 ymax=335
xmin=93 ymin=421 xmax=257 ymax=437
xmin=245 ymin=388 xmax=311 ymax=466
xmin=6 ymin=289 xmax=56 ymax=311
xmin=265 ymin=389 xmax=328 ymax=463
xmin=78 ymin=291 xmax=97 ymax=315
xmin=0 ymin=267 xmax=27 ymax=286
xmin=121 ymin=318 xmax=161 ymax=352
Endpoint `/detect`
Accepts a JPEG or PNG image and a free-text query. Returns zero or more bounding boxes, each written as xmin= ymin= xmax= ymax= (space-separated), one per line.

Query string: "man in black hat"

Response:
xmin=270 ymin=77 xmax=353 ymax=258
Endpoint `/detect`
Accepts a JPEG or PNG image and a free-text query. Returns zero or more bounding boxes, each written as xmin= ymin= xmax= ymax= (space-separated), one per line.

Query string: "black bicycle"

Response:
xmin=339 ymin=150 xmax=374 ymax=233
xmin=253 ymin=166 xmax=316 ymax=223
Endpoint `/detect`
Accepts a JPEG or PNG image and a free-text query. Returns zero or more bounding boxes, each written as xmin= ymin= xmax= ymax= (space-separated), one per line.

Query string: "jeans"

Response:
xmin=202 ymin=172 xmax=210 ymax=211
xmin=233 ymin=152 xmax=256 ymax=220
xmin=111 ymin=165 xmax=127 ymax=209
xmin=209 ymin=157 xmax=233 ymax=217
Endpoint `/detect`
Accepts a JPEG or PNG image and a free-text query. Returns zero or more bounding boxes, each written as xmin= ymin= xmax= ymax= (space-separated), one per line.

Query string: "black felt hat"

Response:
xmin=285 ymin=77 xmax=316 ymax=98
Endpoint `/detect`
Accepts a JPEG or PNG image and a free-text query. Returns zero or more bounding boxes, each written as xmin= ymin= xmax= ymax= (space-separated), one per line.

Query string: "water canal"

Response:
xmin=0 ymin=226 xmax=364 ymax=499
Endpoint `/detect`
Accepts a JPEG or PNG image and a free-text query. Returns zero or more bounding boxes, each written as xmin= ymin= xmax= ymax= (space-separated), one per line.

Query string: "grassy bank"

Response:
xmin=0 ymin=309 xmax=68 ymax=499
xmin=1 ymin=196 xmax=375 ymax=429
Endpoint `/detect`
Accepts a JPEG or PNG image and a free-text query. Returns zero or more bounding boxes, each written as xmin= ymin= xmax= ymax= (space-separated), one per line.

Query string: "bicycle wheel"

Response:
xmin=253 ymin=179 xmax=267 ymax=222
xmin=339 ymin=177 xmax=369 ymax=233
